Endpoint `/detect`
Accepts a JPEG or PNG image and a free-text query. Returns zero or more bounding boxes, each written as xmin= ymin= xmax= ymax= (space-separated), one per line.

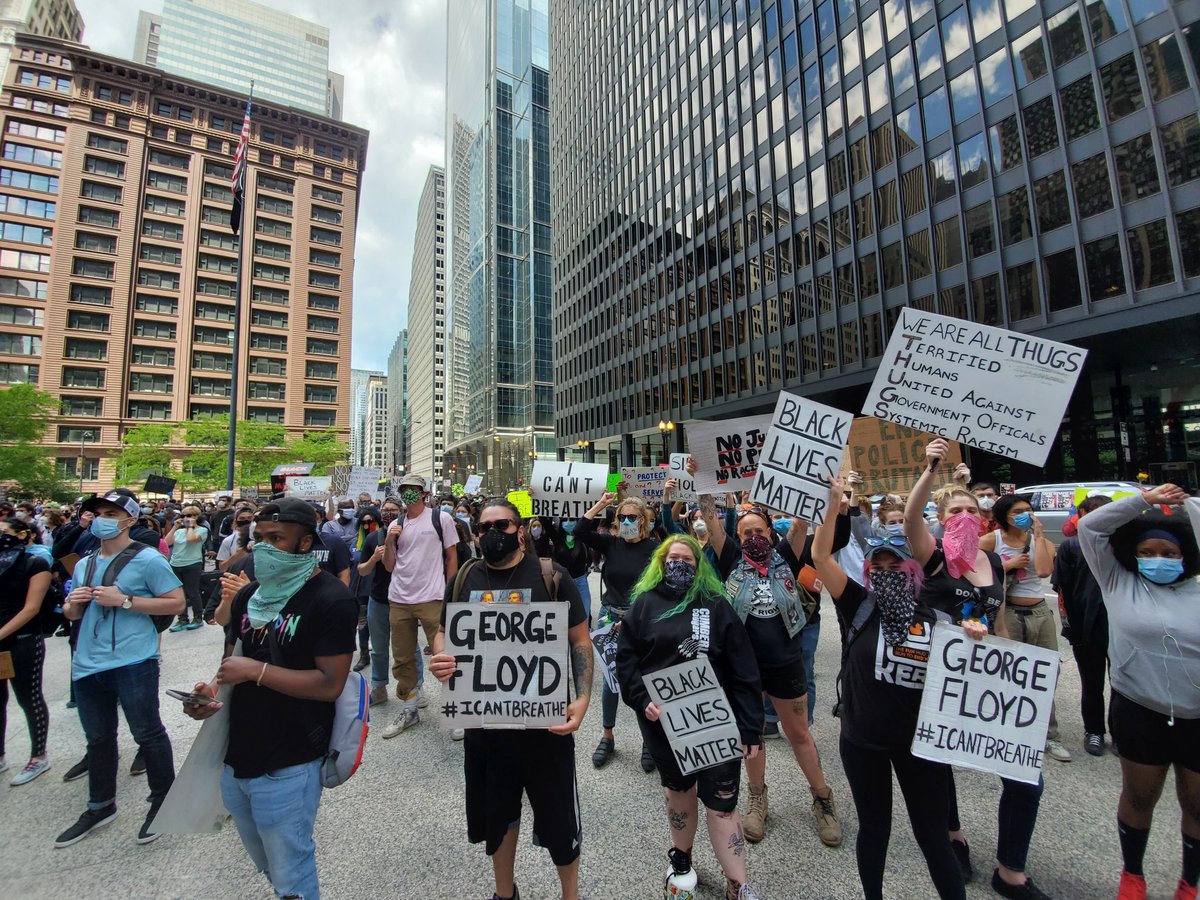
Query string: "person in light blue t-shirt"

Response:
xmin=55 ymin=489 xmax=184 ymax=851
xmin=166 ymin=504 xmax=208 ymax=632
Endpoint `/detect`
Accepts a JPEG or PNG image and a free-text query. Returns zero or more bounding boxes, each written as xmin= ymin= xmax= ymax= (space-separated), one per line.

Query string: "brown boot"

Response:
xmin=811 ymin=786 xmax=842 ymax=848
xmin=743 ymin=783 xmax=768 ymax=843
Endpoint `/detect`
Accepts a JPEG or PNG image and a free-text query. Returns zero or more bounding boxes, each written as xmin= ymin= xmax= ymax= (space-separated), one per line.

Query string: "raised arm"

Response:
xmin=904 ymin=438 xmax=949 ymax=564
xmin=1079 ymin=486 xmax=1188 ymax=593
xmin=812 ymin=476 xmax=849 ymax=600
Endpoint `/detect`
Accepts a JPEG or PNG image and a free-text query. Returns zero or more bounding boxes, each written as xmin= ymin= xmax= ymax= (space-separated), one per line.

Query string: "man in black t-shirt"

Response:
xmin=430 ymin=498 xmax=593 ymax=900
xmin=183 ymin=498 xmax=356 ymax=900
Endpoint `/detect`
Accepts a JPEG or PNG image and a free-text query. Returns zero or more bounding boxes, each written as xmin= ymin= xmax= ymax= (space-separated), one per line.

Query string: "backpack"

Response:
xmin=430 ymin=509 xmax=473 ymax=569
xmin=78 ymin=544 xmax=174 ymax=633
xmin=832 ymin=594 xmax=879 ymax=719
xmin=449 ymin=556 xmax=561 ymax=604
xmin=265 ymin=622 xmax=369 ymax=789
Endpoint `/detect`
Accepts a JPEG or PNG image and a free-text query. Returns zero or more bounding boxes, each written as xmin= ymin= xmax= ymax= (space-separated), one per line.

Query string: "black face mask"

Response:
xmin=479 ymin=527 xmax=520 ymax=564
xmin=0 ymin=532 xmax=24 ymax=552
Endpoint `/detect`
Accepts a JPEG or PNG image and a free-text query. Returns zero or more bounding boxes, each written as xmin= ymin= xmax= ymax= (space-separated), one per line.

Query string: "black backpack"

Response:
xmin=35 ymin=558 xmax=67 ymax=636
xmin=78 ymin=544 xmax=174 ymax=633
xmin=429 ymin=509 xmax=473 ymax=569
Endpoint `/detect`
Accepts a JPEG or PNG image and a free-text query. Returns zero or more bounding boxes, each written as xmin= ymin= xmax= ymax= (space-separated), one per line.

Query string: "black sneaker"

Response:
xmin=137 ymin=801 xmax=163 ymax=845
xmin=763 ymin=720 xmax=781 ymax=739
xmin=640 ymin=743 xmax=656 ymax=773
xmin=1084 ymin=733 xmax=1104 ymax=757
xmin=951 ymin=839 xmax=974 ymax=883
xmin=55 ymin=805 xmax=117 ymax=848
xmin=63 ymin=756 xmax=88 ymax=783
xmin=991 ymin=869 xmax=1053 ymax=900
xmin=129 ymin=750 xmax=146 ymax=777
xmin=489 ymin=885 xmax=519 ymax=900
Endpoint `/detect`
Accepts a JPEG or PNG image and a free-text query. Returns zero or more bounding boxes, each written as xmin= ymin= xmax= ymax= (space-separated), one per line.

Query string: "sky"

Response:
xmin=73 ymin=0 xmax=448 ymax=373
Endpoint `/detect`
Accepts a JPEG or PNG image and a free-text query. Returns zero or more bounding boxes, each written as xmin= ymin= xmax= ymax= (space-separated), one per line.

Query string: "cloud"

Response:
xmin=72 ymin=0 xmax=447 ymax=371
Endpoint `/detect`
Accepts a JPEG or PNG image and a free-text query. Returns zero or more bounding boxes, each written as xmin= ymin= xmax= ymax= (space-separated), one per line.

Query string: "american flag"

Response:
xmin=230 ymin=93 xmax=252 ymax=234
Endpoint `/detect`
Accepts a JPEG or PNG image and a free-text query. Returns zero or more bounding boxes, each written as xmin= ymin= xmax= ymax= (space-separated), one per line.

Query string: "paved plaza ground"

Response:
xmin=0 ymin=575 xmax=1183 ymax=899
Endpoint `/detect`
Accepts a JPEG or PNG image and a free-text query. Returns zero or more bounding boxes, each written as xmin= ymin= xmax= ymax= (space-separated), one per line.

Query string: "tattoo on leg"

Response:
xmin=728 ymin=824 xmax=745 ymax=857
xmin=669 ymin=808 xmax=688 ymax=831
xmin=792 ymin=699 xmax=806 ymax=716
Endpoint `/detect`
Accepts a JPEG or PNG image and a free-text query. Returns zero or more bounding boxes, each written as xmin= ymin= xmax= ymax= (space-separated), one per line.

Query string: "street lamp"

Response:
xmin=657 ymin=419 xmax=675 ymax=460
xmin=78 ymin=430 xmax=94 ymax=495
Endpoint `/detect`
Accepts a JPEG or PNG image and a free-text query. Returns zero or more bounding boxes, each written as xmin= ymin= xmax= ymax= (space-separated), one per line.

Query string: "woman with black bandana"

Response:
xmin=616 ymin=534 xmax=764 ymax=900
xmin=813 ymin=478 xmax=965 ymax=900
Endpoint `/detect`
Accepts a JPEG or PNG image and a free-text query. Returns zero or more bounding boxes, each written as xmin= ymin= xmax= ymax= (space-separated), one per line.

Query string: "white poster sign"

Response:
xmin=346 ymin=466 xmax=382 ymax=498
xmin=750 ymin=391 xmax=851 ymax=526
xmin=864 ymin=309 xmax=1087 ymax=466
xmin=642 ymin=657 xmax=744 ymax=775
xmin=463 ymin=473 xmax=484 ymax=495
xmin=285 ymin=476 xmax=330 ymax=500
xmin=441 ymin=601 xmax=571 ymax=729
xmin=621 ymin=466 xmax=669 ymax=503
xmin=688 ymin=415 xmax=773 ymax=495
xmin=530 ymin=460 xmax=609 ymax=518
xmin=912 ymin=625 xmax=1060 ymax=785
xmin=669 ymin=453 xmax=697 ymax=503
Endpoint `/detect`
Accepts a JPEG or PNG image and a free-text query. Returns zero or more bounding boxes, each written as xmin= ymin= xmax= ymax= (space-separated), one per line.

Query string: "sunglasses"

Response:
xmin=866 ymin=536 xmax=908 ymax=548
xmin=477 ymin=519 xmax=519 ymax=534
xmin=617 ymin=514 xmax=640 ymax=524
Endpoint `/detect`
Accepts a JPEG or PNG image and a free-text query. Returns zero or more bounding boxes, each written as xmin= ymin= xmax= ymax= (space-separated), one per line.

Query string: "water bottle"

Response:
xmin=664 ymin=847 xmax=697 ymax=900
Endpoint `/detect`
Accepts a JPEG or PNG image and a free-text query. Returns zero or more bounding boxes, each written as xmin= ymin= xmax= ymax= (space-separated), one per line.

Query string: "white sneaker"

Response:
xmin=452 ymin=728 xmax=465 ymax=741
xmin=382 ymin=709 xmax=420 ymax=739
xmin=415 ymin=687 xmax=429 ymax=709
xmin=10 ymin=758 xmax=51 ymax=786
xmin=1046 ymin=739 xmax=1072 ymax=762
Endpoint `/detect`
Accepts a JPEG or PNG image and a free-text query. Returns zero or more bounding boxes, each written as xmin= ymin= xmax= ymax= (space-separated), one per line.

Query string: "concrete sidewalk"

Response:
xmin=0 ymin=579 xmax=1181 ymax=899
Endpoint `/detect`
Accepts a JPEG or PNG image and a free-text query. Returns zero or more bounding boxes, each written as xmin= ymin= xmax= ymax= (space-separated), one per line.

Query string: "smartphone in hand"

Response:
xmin=165 ymin=688 xmax=217 ymax=707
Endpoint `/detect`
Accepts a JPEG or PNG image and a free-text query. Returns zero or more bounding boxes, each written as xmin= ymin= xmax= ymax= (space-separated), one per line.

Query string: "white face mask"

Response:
xmin=977 ymin=496 xmax=996 ymax=511
xmin=618 ymin=520 xmax=641 ymax=540
xmin=692 ymin=520 xmax=708 ymax=536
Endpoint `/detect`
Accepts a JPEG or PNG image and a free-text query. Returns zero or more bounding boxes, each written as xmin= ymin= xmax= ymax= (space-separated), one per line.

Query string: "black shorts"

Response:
xmin=759 ymin=658 xmax=808 ymax=700
xmin=1109 ymin=691 xmax=1200 ymax=773
xmin=637 ymin=718 xmax=742 ymax=812
xmin=463 ymin=729 xmax=581 ymax=866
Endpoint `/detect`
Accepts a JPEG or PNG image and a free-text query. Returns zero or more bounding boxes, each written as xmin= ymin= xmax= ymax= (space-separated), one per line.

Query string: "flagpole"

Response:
xmin=226 ymin=83 xmax=253 ymax=492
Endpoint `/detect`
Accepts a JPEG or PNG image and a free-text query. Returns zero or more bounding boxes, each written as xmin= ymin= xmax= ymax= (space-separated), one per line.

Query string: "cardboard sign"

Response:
xmin=912 ymin=625 xmax=1060 ymax=785
xmin=328 ymin=465 xmax=351 ymax=496
xmin=842 ymin=418 xmax=962 ymax=495
xmin=669 ymin=453 xmax=697 ymax=502
xmin=621 ymin=466 xmax=669 ymax=503
xmin=347 ymin=466 xmax=382 ymax=498
xmin=441 ymin=601 xmax=571 ymax=729
xmin=286 ymin=476 xmax=331 ymax=500
xmin=864 ymin=310 xmax=1086 ymax=466
xmin=507 ymin=490 xmax=533 ymax=519
xmin=750 ymin=392 xmax=851 ymax=526
xmin=643 ymin=657 xmax=744 ymax=775
xmin=529 ymin=461 xmax=608 ymax=518
xmin=688 ymin=415 xmax=773 ymax=495
xmin=463 ymin=474 xmax=484 ymax=495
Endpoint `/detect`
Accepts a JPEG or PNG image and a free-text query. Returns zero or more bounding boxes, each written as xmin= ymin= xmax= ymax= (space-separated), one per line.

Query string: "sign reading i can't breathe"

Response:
xmin=441 ymin=600 xmax=571 ymax=729
xmin=911 ymin=625 xmax=1060 ymax=785
xmin=530 ymin=460 xmax=609 ymax=518
xmin=863 ymin=309 xmax=1087 ymax=466
xmin=643 ymin=657 xmax=744 ymax=775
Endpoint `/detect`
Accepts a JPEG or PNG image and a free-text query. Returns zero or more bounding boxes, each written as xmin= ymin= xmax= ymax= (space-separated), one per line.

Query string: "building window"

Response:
xmin=129 ymin=372 xmax=173 ymax=393
xmin=57 ymin=457 xmax=99 ymax=479
xmin=143 ymin=219 xmax=183 ymax=240
xmin=190 ymin=377 xmax=231 ymax=398
xmin=61 ymin=396 xmax=103 ymax=416
xmin=309 ymin=271 xmax=339 ymax=289
xmin=306 ymin=314 xmax=338 ymax=333
xmin=1033 ymin=171 xmax=1070 ymax=233
xmin=3 ymin=142 xmax=62 ymax=168
xmin=1021 ymin=97 xmax=1058 ymax=159
xmin=70 ymin=284 xmax=110 ymax=305
xmin=147 ymin=171 xmax=186 ymax=193
xmin=253 ymin=262 xmax=289 ymax=282
xmin=988 ymin=116 xmax=1022 ymax=174
xmin=199 ymin=253 xmax=238 ymax=275
xmin=253 ymin=286 xmax=289 ymax=305
xmin=63 ymin=337 xmax=105 ymax=360
xmin=1005 ymin=261 xmax=1040 ymax=321
xmin=195 ymin=301 xmax=234 ymax=323
xmin=0 ymin=303 xmax=43 ymax=326
xmin=1142 ymin=34 xmax=1190 ymax=101
xmin=304 ymin=385 xmax=336 ymax=404
xmin=1061 ymin=76 xmax=1100 ymax=139
xmin=1113 ymin=133 xmax=1161 ymax=203
xmin=1161 ymin=117 xmax=1200 ymax=188
xmin=196 ymin=277 xmax=235 ymax=298
xmin=258 ymin=174 xmax=294 ymax=194
xmin=305 ymin=361 xmax=337 ymax=380
xmin=1177 ymin=207 xmax=1200 ymax=278
xmin=83 ymin=155 xmax=124 ymax=178
xmin=934 ymin=216 xmax=964 ymax=269
xmin=256 ymin=196 xmax=293 ymax=216
xmin=6 ymin=119 xmax=65 ymax=143
xmin=139 ymin=244 xmax=181 ymax=265
xmin=247 ymin=406 xmax=285 ymax=424
xmin=148 ymin=149 xmax=189 ymax=169
xmin=71 ymin=258 xmax=112 ymax=279
xmin=1072 ymin=153 xmax=1114 ymax=218
xmin=202 ymin=206 xmax=231 ymax=227
xmin=144 ymin=195 xmax=185 ymax=217
xmin=256 ymin=217 xmax=292 ymax=238
xmin=249 ymin=332 xmax=287 ymax=351
xmin=251 ymin=309 xmax=288 ymax=328
xmin=254 ymin=239 xmax=290 ymax=261
xmin=79 ymin=205 xmax=118 ymax=228
xmin=66 ymin=310 xmax=109 ymax=331
xmin=249 ymin=357 xmax=286 ymax=376
xmin=202 ymin=181 xmax=233 ymax=202
xmin=965 ymin=201 xmax=995 ymax=258
xmin=997 ymin=186 xmax=1032 ymax=246
xmin=3 ymin=169 xmax=58 ymax=194
xmin=133 ymin=320 xmax=176 ymax=340
xmin=132 ymin=345 xmax=175 ymax=367
xmin=128 ymin=400 xmax=172 ymax=420
xmin=1047 ymin=4 xmax=1087 ymax=67
xmin=1099 ymin=53 xmax=1145 ymax=121
xmin=304 ymin=409 xmax=336 ymax=428
xmin=193 ymin=325 xmax=233 ymax=346
xmin=0 ymin=194 xmax=55 ymax=219
xmin=0 ymin=333 xmax=40 ymax=355
xmin=1044 ymin=248 xmax=1083 ymax=311
xmin=0 ymin=362 xmax=38 ymax=384
xmin=312 ymin=186 xmax=342 ymax=203
xmin=192 ymin=351 xmax=232 ymax=372
xmin=61 ymin=366 xmax=104 ymax=389
xmin=3 ymin=222 xmax=53 ymax=245
xmin=137 ymin=269 xmax=180 ymax=289
xmin=135 ymin=294 xmax=178 ymax=314
xmin=1126 ymin=218 xmax=1174 ymax=289
xmin=248 ymin=381 xmax=285 ymax=400
xmin=306 ymin=338 xmax=338 ymax=356
xmin=311 ymin=205 xmax=341 ymax=225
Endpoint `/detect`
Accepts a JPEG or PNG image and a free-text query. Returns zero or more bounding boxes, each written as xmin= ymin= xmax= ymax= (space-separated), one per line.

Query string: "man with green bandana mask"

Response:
xmin=182 ymin=498 xmax=356 ymax=900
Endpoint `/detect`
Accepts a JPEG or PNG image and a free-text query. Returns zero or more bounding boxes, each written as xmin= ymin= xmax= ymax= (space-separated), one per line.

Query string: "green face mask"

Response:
xmin=400 ymin=489 xmax=422 ymax=506
xmin=247 ymin=542 xmax=316 ymax=628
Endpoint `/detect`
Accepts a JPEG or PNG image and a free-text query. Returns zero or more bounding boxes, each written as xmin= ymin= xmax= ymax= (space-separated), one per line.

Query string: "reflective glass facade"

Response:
xmin=552 ymin=0 xmax=1200 ymax=481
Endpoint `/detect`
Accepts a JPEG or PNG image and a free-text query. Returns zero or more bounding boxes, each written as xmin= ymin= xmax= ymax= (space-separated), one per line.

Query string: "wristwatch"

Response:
xmin=121 ymin=595 xmax=133 ymax=610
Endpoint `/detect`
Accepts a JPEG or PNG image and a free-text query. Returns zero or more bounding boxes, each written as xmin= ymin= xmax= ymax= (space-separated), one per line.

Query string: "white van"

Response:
xmin=1011 ymin=481 xmax=1147 ymax=544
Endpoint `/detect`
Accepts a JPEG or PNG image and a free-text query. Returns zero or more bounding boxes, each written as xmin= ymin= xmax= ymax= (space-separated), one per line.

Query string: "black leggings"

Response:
xmin=174 ymin=562 xmax=203 ymax=620
xmin=840 ymin=736 xmax=965 ymax=900
xmin=0 ymin=633 xmax=49 ymax=759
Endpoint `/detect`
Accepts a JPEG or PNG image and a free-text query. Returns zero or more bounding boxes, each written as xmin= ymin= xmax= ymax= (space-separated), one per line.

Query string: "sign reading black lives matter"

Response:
xmin=530 ymin=461 xmax=608 ymax=519
xmin=441 ymin=600 xmax=571 ymax=729
xmin=912 ymin=625 xmax=1060 ymax=785
xmin=643 ymin=657 xmax=744 ymax=775
xmin=864 ymin=310 xmax=1087 ymax=466
xmin=751 ymin=391 xmax=851 ymax=526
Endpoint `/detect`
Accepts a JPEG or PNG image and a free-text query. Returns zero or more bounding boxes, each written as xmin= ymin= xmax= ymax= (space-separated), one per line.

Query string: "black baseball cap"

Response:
xmin=254 ymin=498 xmax=319 ymax=534
xmin=81 ymin=488 xmax=141 ymax=518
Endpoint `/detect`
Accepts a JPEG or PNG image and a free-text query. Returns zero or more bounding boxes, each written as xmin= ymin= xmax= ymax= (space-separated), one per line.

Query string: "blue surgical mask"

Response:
xmin=1012 ymin=512 xmax=1034 ymax=531
xmin=886 ymin=523 xmax=906 ymax=538
xmin=1137 ymin=557 xmax=1184 ymax=585
xmin=772 ymin=518 xmax=791 ymax=537
xmin=248 ymin=542 xmax=317 ymax=628
xmin=89 ymin=517 xmax=125 ymax=540
xmin=441 ymin=504 xmax=454 ymax=514
xmin=455 ymin=512 xmax=471 ymax=524
xmin=561 ymin=520 xmax=577 ymax=534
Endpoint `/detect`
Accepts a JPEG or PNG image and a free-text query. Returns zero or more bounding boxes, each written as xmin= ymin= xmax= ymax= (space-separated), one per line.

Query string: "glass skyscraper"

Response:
xmin=444 ymin=0 xmax=555 ymax=490
xmin=551 ymin=0 xmax=1200 ymax=484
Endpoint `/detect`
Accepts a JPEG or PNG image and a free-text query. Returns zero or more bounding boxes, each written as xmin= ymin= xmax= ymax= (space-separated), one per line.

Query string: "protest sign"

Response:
xmin=750 ymin=392 xmax=851 ymax=526
xmin=842 ymin=418 xmax=962 ymax=495
xmin=463 ymin=473 xmax=484 ymax=495
xmin=347 ymin=466 xmax=383 ymax=499
xmin=507 ymin=490 xmax=533 ymax=519
xmin=669 ymin=453 xmax=697 ymax=502
xmin=864 ymin=310 xmax=1086 ymax=467
xmin=529 ymin=460 xmax=608 ymax=518
xmin=441 ymin=601 xmax=571 ymax=729
xmin=328 ymin=465 xmax=351 ymax=496
xmin=591 ymin=621 xmax=620 ymax=695
xmin=606 ymin=472 xmax=623 ymax=493
xmin=688 ymin=415 xmax=773 ymax=495
xmin=286 ymin=476 xmax=330 ymax=500
xmin=643 ymin=657 xmax=744 ymax=774
xmin=621 ymin=466 xmax=669 ymax=502
xmin=912 ymin=625 xmax=1060 ymax=785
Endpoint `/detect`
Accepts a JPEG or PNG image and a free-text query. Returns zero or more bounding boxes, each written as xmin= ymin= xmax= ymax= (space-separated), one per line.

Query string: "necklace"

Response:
xmin=485 ymin=557 xmax=523 ymax=594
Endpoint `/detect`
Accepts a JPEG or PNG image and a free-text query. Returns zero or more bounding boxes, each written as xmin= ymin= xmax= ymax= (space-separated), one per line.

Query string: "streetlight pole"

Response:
xmin=657 ymin=419 xmax=674 ymax=462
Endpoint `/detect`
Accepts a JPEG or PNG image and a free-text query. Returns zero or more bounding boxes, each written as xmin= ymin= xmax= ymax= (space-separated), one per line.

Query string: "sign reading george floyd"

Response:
xmin=842 ymin=418 xmax=962 ymax=495
xmin=750 ymin=392 xmax=851 ymax=526
xmin=621 ymin=466 xmax=669 ymax=502
xmin=441 ymin=601 xmax=571 ymax=729
xmin=688 ymin=415 xmax=773 ymax=495
xmin=911 ymin=625 xmax=1060 ymax=785
xmin=530 ymin=461 xmax=608 ymax=518
xmin=643 ymin=657 xmax=744 ymax=775
xmin=864 ymin=310 xmax=1087 ymax=467
xmin=669 ymin=453 xmax=697 ymax=503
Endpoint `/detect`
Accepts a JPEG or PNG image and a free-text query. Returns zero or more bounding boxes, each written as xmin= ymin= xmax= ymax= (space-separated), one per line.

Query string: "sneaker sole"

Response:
xmin=63 ymin=769 xmax=88 ymax=783
xmin=129 ymin=769 xmax=147 ymax=777
xmin=136 ymin=830 xmax=161 ymax=845
xmin=54 ymin=811 xmax=117 ymax=848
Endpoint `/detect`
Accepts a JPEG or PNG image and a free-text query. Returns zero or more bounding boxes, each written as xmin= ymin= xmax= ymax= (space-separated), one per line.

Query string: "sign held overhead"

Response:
xmin=530 ymin=460 xmax=608 ymax=518
xmin=688 ymin=414 xmax=773 ymax=495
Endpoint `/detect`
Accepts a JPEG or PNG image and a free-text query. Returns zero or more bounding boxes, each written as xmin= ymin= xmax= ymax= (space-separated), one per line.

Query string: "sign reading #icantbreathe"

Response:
xmin=864 ymin=310 xmax=1086 ymax=466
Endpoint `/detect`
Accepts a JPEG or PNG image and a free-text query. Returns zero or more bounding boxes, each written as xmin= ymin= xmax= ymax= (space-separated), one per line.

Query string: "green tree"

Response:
xmin=284 ymin=427 xmax=348 ymax=475
xmin=0 ymin=384 xmax=72 ymax=498
xmin=110 ymin=422 xmax=174 ymax=487
xmin=179 ymin=415 xmax=289 ymax=492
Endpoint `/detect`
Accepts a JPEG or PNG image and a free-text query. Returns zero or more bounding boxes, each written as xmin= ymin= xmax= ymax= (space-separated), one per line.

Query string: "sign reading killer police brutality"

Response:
xmin=864 ymin=310 xmax=1087 ymax=466
xmin=530 ymin=460 xmax=609 ymax=518
xmin=842 ymin=417 xmax=963 ymax=495
xmin=750 ymin=391 xmax=851 ymax=526
xmin=688 ymin=414 xmax=773 ymax=495
xmin=621 ymin=466 xmax=669 ymax=502
xmin=912 ymin=625 xmax=1060 ymax=785
xmin=441 ymin=599 xmax=572 ymax=729
xmin=643 ymin=657 xmax=744 ymax=775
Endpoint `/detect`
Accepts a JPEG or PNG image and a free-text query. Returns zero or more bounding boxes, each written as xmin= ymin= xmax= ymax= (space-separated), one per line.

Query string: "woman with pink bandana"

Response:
xmin=906 ymin=439 xmax=1056 ymax=900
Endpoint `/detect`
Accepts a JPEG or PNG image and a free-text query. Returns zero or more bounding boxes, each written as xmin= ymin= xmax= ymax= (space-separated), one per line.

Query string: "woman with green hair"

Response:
xmin=615 ymin=535 xmax=765 ymax=900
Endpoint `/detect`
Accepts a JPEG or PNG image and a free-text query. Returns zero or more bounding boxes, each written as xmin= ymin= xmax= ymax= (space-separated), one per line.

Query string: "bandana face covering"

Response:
xmin=662 ymin=558 xmax=697 ymax=596
xmin=872 ymin=569 xmax=918 ymax=647
xmin=0 ymin=532 xmax=23 ymax=578
xmin=742 ymin=534 xmax=773 ymax=573
xmin=248 ymin=543 xmax=317 ymax=628
xmin=942 ymin=511 xmax=981 ymax=579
